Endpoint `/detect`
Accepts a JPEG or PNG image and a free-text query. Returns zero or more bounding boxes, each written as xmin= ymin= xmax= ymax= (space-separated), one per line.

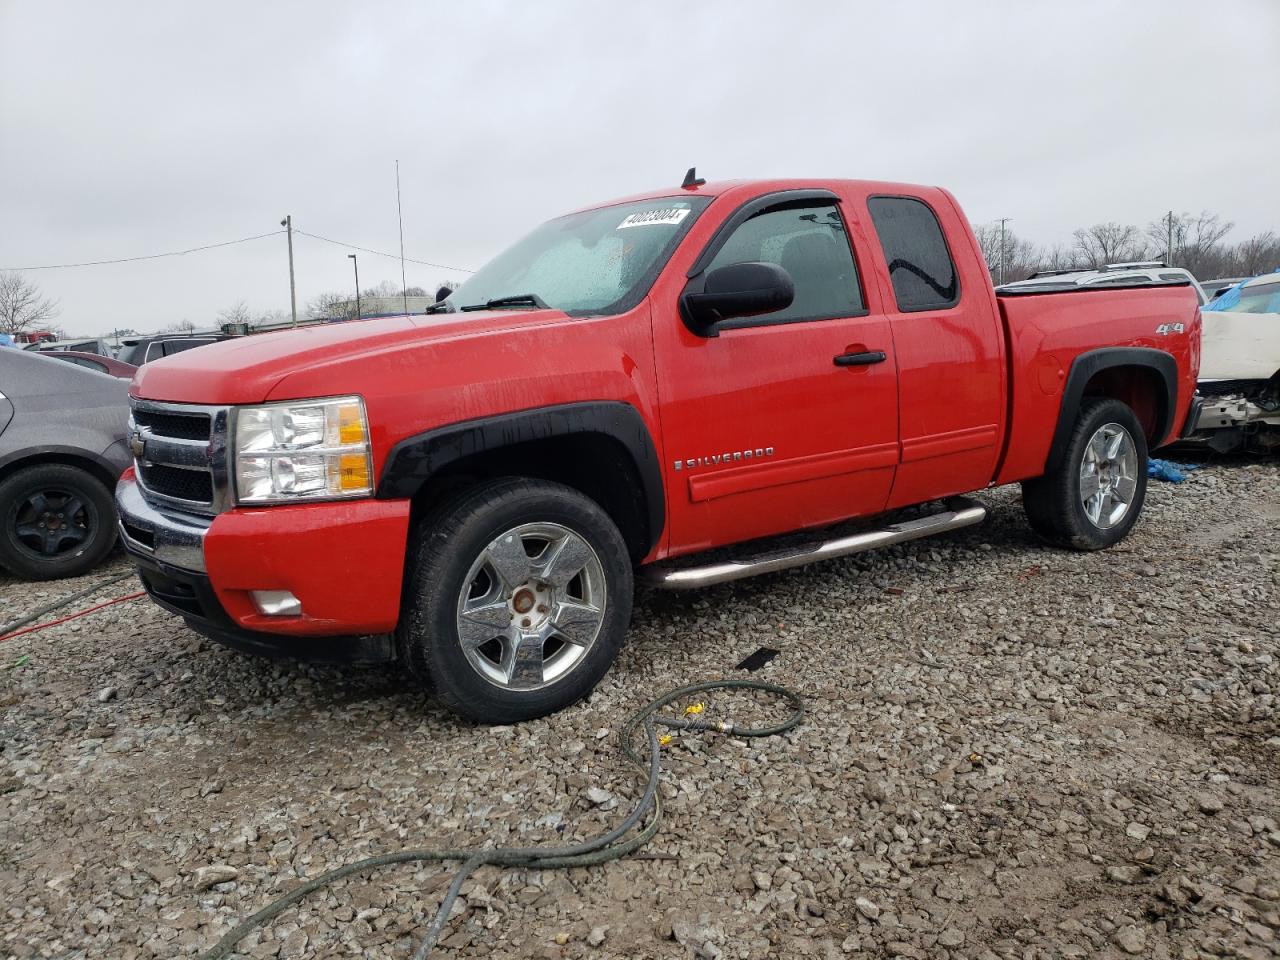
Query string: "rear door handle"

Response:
xmin=833 ymin=350 xmax=886 ymax=367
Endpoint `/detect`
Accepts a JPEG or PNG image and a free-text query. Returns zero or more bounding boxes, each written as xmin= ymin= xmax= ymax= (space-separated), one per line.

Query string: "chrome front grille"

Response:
xmin=130 ymin=398 xmax=233 ymax=516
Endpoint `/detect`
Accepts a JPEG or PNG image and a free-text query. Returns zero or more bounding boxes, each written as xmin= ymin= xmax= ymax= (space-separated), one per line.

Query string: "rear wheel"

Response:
xmin=398 ymin=478 xmax=632 ymax=723
xmin=0 ymin=464 xmax=117 ymax=580
xmin=1021 ymin=397 xmax=1149 ymax=551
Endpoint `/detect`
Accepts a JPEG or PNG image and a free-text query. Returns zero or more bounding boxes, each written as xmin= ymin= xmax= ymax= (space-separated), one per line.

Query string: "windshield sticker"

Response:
xmin=617 ymin=208 xmax=691 ymax=229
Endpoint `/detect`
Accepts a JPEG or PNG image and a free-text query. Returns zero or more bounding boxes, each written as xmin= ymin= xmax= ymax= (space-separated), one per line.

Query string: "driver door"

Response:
xmin=651 ymin=191 xmax=900 ymax=555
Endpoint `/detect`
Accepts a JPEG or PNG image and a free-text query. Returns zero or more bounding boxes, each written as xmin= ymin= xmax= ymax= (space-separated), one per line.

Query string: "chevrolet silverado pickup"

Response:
xmin=117 ymin=175 xmax=1201 ymax=722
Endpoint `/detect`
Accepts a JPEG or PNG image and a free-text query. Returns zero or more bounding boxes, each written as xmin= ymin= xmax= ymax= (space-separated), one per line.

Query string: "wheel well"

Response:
xmin=409 ymin=433 xmax=653 ymax=562
xmin=1081 ymin=365 xmax=1166 ymax=443
xmin=0 ymin=453 xmax=119 ymax=493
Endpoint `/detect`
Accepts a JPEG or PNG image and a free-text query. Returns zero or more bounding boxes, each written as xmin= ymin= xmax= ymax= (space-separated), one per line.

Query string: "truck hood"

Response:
xmin=130 ymin=309 xmax=568 ymax=404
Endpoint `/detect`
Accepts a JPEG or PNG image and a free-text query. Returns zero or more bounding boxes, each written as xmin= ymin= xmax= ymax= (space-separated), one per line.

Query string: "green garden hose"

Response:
xmin=199 ymin=678 xmax=804 ymax=959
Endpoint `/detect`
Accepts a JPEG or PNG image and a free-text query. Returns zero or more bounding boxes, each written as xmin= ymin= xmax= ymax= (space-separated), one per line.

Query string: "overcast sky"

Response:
xmin=2 ymin=1 xmax=1277 ymax=335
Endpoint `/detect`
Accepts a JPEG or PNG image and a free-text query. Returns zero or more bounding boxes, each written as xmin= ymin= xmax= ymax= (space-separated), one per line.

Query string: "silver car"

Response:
xmin=0 ymin=350 xmax=131 ymax=579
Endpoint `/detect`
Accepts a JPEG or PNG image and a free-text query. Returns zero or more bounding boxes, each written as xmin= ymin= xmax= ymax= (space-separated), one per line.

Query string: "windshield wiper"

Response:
xmin=423 ymin=300 xmax=455 ymax=314
xmin=459 ymin=293 xmax=549 ymax=312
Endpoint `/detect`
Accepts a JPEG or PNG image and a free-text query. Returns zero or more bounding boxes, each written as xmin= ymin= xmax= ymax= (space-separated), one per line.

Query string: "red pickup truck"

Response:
xmin=117 ymin=175 xmax=1200 ymax=721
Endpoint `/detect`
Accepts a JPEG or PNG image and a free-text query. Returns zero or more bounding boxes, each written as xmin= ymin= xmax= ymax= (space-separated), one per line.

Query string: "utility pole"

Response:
xmin=347 ymin=254 xmax=360 ymax=321
xmin=281 ymin=215 xmax=297 ymax=327
xmin=1165 ymin=210 xmax=1175 ymax=266
xmin=998 ymin=218 xmax=1012 ymax=286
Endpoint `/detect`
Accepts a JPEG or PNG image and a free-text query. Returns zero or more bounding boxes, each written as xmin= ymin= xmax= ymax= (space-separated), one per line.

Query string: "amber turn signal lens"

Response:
xmin=338 ymin=453 xmax=370 ymax=491
xmin=338 ymin=404 xmax=367 ymax=445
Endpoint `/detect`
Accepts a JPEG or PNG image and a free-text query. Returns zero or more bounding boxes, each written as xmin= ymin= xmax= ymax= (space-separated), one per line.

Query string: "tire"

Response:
xmin=0 ymin=464 xmax=118 ymax=580
xmin=1021 ymin=397 xmax=1149 ymax=551
xmin=398 ymin=478 xmax=633 ymax=723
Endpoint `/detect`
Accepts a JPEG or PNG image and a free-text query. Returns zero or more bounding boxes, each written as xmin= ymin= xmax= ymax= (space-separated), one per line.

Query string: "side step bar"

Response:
xmin=642 ymin=497 xmax=987 ymax=590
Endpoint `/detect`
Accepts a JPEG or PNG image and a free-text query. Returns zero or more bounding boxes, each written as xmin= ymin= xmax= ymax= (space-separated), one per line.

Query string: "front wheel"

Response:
xmin=1021 ymin=397 xmax=1149 ymax=551
xmin=398 ymin=478 xmax=633 ymax=723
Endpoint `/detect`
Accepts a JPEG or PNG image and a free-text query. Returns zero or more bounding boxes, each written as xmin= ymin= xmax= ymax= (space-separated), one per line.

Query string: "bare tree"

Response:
xmin=1229 ymin=231 xmax=1280 ymax=277
xmin=218 ymin=300 xmax=252 ymax=326
xmin=159 ymin=319 xmax=197 ymax=334
xmin=1147 ymin=211 xmax=1234 ymax=275
xmin=1037 ymin=243 xmax=1082 ymax=273
xmin=972 ymin=222 xmax=1043 ymax=282
xmin=1072 ymin=223 xmax=1150 ymax=268
xmin=306 ymin=291 xmax=358 ymax=321
xmin=0 ymin=271 xmax=59 ymax=336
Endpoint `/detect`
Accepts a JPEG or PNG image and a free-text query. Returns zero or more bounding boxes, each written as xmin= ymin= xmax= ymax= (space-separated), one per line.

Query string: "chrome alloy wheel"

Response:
xmin=1079 ymin=422 xmax=1138 ymax=529
xmin=455 ymin=522 xmax=607 ymax=690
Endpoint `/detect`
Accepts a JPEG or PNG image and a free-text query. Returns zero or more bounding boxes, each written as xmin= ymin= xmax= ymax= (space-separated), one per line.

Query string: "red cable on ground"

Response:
xmin=0 ymin=591 xmax=145 ymax=643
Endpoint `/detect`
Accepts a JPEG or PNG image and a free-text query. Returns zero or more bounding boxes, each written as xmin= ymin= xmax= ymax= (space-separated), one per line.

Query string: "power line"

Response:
xmin=3 ymin=225 xmax=475 ymax=275
xmin=292 ymin=228 xmax=473 ymax=273
xmin=2 ymin=230 xmax=286 ymax=270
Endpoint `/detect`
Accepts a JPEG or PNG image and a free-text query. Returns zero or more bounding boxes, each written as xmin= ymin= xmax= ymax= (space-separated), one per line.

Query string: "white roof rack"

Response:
xmin=1102 ymin=260 xmax=1167 ymax=271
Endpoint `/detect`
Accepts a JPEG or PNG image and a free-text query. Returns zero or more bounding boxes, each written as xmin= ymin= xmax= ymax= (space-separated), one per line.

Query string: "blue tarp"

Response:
xmin=1148 ymin=458 xmax=1198 ymax=483
xmin=1207 ymin=267 xmax=1280 ymax=311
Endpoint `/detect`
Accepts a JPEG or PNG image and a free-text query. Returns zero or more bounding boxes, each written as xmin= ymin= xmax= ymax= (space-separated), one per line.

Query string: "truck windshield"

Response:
xmin=445 ymin=196 xmax=713 ymax=317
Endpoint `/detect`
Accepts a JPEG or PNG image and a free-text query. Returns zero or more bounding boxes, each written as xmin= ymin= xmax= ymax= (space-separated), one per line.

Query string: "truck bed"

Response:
xmin=992 ymin=283 xmax=1200 ymax=485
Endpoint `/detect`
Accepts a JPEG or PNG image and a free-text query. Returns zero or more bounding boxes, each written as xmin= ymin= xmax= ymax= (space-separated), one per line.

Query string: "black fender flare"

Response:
xmin=376 ymin=401 xmax=665 ymax=554
xmin=1045 ymin=347 xmax=1177 ymax=474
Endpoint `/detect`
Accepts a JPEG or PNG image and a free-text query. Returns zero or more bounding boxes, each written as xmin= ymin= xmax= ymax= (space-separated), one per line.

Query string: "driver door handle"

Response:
xmin=834 ymin=350 xmax=886 ymax=367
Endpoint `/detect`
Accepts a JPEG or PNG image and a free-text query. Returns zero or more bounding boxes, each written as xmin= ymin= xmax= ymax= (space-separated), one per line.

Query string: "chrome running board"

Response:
xmin=642 ymin=497 xmax=987 ymax=590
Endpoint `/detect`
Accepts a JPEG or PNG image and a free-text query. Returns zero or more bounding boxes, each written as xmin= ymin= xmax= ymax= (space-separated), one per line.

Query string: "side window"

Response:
xmin=705 ymin=203 xmax=864 ymax=324
xmin=163 ymin=339 xmax=213 ymax=357
xmin=867 ymin=196 xmax=959 ymax=312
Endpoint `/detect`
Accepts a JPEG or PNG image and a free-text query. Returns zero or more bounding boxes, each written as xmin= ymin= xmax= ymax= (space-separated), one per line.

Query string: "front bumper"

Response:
xmin=128 ymin=549 xmax=396 ymax=663
xmin=116 ymin=469 xmax=412 ymax=644
xmin=116 ymin=468 xmax=212 ymax=571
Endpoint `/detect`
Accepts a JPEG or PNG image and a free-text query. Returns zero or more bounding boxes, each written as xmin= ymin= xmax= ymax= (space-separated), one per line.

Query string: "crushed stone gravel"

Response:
xmin=1 ymin=458 xmax=1277 ymax=959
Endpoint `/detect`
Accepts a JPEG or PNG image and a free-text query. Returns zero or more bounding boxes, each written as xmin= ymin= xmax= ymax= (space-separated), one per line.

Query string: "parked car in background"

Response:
xmin=46 ymin=351 xmax=138 ymax=379
xmin=116 ymin=333 xmax=231 ymax=366
xmin=25 ymin=337 xmax=117 ymax=357
xmin=1201 ymin=276 xmax=1252 ymax=303
xmin=1183 ymin=272 xmax=1280 ymax=453
xmin=1001 ymin=262 xmax=1209 ymax=305
xmin=0 ymin=351 xmax=131 ymax=579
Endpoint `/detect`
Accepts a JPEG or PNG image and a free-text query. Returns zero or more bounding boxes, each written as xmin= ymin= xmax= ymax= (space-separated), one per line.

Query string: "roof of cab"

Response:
xmin=563 ymin=177 xmax=950 ymax=216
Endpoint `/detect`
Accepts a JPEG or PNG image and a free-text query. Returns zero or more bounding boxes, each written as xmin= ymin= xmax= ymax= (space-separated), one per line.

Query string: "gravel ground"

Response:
xmin=2 ymin=459 xmax=1277 ymax=960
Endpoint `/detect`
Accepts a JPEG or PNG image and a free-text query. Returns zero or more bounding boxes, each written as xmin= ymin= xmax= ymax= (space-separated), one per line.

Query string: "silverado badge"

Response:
xmin=674 ymin=447 xmax=775 ymax=471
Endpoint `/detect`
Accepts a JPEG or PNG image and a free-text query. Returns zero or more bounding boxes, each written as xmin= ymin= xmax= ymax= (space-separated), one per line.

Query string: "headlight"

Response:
xmin=233 ymin=396 xmax=373 ymax=504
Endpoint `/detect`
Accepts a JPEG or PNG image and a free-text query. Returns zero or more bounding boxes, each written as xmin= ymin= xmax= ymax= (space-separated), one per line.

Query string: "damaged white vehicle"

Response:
xmin=1190 ymin=272 xmax=1280 ymax=453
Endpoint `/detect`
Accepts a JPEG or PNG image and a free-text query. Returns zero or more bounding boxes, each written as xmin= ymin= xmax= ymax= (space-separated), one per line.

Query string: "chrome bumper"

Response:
xmin=116 ymin=474 xmax=211 ymax=573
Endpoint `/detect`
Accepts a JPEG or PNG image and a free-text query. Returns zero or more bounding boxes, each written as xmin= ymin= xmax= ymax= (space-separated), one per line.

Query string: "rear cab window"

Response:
xmin=867 ymin=196 xmax=959 ymax=312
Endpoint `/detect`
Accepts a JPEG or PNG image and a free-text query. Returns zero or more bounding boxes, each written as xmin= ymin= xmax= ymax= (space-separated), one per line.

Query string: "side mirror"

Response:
xmin=435 ymin=285 xmax=453 ymax=303
xmin=681 ymin=261 xmax=794 ymax=337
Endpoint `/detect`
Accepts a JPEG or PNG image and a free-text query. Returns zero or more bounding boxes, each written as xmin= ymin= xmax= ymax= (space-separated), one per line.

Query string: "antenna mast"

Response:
xmin=396 ymin=160 xmax=408 ymax=315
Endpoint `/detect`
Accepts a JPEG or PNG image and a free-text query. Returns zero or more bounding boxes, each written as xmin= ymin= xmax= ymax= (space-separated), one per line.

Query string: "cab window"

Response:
xmin=868 ymin=196 xmax=959 ymax=312
xmin=705 ymin=202 xmax=864 ymax=326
